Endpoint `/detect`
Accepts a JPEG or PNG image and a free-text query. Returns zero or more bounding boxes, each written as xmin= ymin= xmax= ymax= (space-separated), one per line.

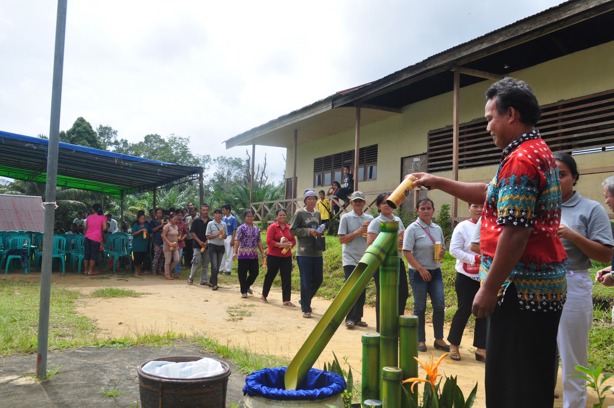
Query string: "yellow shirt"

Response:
xmin=316 ymin=198 xmax=332 ymax=221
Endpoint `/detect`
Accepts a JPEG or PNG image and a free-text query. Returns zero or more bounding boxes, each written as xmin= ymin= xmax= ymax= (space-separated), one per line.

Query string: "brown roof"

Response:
xmin=0 ymin=194 xmax=44 ymax=232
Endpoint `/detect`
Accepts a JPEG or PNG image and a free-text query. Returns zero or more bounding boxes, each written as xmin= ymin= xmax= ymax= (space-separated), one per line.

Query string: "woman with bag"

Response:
xmin=290 ymin=189 xmax=324 ymax=318
xmin=403 ymin=197 xmax=449 ymax=353
xmin=447 ymin=203 xmax=486 ymax=362
xmin=262 ymin=209 xmax=296 ymax=305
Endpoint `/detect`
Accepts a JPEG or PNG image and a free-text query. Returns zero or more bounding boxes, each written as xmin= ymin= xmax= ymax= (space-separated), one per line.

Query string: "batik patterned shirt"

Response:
xmin=480 ymin=129 xmax=567 ymax=312
xmin=235 ymin=223 xmax=261 ymax=259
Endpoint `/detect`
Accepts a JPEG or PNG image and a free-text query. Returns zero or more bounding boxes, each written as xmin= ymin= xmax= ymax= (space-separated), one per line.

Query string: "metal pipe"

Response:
xmin=37 ymin=0 xmax=67 ymax=379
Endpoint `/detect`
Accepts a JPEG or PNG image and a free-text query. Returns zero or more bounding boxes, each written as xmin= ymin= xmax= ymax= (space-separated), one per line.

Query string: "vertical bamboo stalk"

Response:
xmin=362 ymin=333 xmax=380 ymax=403
xmin=399 ymin=315 xmax=419 ymax=407
xmin=379 ymin=221 xmax=400 ymax=379
xmin=382 ymin=366 xmax=403 ymax=408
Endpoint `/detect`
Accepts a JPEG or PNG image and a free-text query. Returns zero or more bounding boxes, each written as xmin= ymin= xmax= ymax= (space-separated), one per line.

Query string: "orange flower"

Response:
xmin=403 ymin=353 xmax=448 ymax=392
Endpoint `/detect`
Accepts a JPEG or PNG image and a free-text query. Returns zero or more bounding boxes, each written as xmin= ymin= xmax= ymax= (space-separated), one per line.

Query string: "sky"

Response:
xmin=0 ymin=0 xmax=568 ymax=181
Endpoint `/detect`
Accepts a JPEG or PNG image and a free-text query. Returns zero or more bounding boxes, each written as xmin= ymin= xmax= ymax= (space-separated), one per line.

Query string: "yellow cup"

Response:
xmin=434 ymin=241 xmax=442 ymax=262
xmin=361 ymin=221 xmax=369 ymax=237
xmin=386 ymin=175 xmax=415 ymax=209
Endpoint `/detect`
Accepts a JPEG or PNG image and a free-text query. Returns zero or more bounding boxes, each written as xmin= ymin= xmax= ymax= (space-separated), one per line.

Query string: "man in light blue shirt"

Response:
xmin=338 ymin=191 xmax=373 ymax=328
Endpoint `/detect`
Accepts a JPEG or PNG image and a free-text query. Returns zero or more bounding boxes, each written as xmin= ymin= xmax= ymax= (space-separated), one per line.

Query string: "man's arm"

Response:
xmin=472 ymin=226 xmax=531 ymax=318
xmin=411 ymin=172 xmax=488 ymax=205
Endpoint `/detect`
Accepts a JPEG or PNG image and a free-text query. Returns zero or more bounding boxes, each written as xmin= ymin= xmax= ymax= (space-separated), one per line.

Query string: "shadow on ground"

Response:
xmin=0 ymin=341 xmax=246 ymax=407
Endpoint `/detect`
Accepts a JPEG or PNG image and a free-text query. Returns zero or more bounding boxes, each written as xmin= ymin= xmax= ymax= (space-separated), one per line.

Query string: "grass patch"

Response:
xmin=226 ymin=304 xmax=254 ymax=322
xmin=102 ymin=389 xmax=121 ymax=398
xmin=0 ymin=279 xmax=98 ymax=356
xmin=90 ymin=288 xmax=143 ymax=298
xmin=194 ymin=336 xmax=288 ymax=374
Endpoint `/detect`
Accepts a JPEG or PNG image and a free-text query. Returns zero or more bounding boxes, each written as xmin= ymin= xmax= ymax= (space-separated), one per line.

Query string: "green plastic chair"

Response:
xmin=107 ymin=234 xmax=130 ymax=272
xmin=68 ymin=235 xmax=86 ymax=273
xmin=4 ymin=235 xmax=30 ymax=274
xmin=51 ymin=235 xmax=67 ymax=274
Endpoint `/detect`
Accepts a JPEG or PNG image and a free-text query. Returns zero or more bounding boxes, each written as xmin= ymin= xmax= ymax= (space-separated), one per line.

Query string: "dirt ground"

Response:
xmin=28 ymin=272 xmax=609 ymax=406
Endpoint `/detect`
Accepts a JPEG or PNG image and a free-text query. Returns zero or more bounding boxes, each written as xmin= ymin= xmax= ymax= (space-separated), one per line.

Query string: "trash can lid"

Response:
xmin=243 ymin=367 xmax=346 ymax=401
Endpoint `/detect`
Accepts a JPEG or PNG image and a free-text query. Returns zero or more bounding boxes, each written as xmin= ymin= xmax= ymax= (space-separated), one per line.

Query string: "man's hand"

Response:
xmin=410 ymin=172 xmax=438 ymax=190
xmin=472 ymin=286 xmax=498 ymax=318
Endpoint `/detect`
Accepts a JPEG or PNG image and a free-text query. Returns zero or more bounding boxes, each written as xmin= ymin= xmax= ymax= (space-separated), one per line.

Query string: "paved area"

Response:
xmin=0 ymin=341 xmax=247 ymax=407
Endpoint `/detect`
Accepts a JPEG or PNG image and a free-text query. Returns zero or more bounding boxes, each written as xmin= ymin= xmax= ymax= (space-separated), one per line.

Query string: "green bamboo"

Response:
xmin=381 ymin=366 xmax=403 ymax=408
xmin=284 ymin=228 xmax=397 ymax=390
xmin=379 ymin=221 xmax=400 ymax=378
xmin=362 ymin=333 xmax=381 ymax=402
xmin=399 ymin=315 xmax=419 ymax=407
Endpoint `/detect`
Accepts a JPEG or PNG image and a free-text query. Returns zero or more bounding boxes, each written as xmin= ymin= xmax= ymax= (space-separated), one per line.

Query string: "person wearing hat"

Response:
xmin=338 ymin=191 xmax=373 ymax=328
xmin=290 ymin=189 xmax=324 ymax=318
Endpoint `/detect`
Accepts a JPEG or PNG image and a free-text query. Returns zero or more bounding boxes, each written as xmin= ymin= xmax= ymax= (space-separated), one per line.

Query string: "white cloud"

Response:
xmin=0 ymin=0 xmax=566 ymax=181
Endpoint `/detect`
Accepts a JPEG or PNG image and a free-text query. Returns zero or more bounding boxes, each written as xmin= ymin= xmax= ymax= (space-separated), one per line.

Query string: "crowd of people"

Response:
xmin=58 ymin=77 xmax=614 ymax=408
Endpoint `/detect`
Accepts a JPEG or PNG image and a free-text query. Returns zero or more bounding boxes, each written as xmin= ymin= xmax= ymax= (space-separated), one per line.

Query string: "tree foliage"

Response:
xmin=5 ymin=117 xmax=285 ymax=225
xmin=61 ymin=117 xmax=101 ymax=149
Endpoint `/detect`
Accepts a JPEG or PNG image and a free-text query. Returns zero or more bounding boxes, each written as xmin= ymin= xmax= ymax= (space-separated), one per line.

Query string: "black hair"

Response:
xmin=318 ymin=190 xmax=325 ymax=195
xmin=416 ymin=198 xmax=435 ymax=210
xmin=213 ymin=208 xmax=222 ymax=215
xmin=485 ymin=77 xmax=541 ymax=126
xmin=554 ymin=152 xmax=579 ymax=185
xmin=375 ymin=192 xmax=390 ymax=213
xmin=243 ymin=209 xmax=254 ymax=217
xmin=332 ymin=181 xmax=341 ymax=188
xmin=222 ymin=204 xmax=232 ymax=211
xmin=275 ymin=208 xmax=287 ymax=216
xmin=92 ymin=203 xmax=103 ymax=215
xmin=200 ymin=203 xmax=210 ymax=209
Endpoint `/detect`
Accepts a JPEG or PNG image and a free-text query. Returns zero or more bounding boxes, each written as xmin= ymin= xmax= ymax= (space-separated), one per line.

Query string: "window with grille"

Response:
xmin=313 ymin=145 xmax=378 ymax=187
xmin=427 ymin=89 xmax=614 ymax=172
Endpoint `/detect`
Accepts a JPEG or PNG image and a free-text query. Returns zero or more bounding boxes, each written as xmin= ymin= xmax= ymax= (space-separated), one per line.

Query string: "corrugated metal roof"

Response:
xmin=0 ymin=131 xmax=203 ymax=198
xmin=0 ymin=194 xmax=45 ymax=232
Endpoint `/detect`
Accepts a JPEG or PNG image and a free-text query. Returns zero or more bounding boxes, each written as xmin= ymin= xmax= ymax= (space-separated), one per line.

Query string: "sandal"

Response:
xmin=355 ymin=321 xmax=368 ymax=327
xmin=345 ymin=321 xmax=355 ymax=329
xmin=282 ymin=301 xmax=295 ymax=307
xmin=212 ymin=285 xmax=219 ymax=291
xmin=302 ymin=312 xmax=312 ymax=318
xmin=449 ymin=347 xmax=461 ymax=361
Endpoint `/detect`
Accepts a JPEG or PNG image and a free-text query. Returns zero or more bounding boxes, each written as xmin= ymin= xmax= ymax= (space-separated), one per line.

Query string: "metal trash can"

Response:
xmin=137 ymin=356 xmax=230 ymax=408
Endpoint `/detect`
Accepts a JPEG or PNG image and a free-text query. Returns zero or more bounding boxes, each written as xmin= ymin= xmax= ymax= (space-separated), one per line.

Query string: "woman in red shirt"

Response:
xmin=261 ymin=209 xmax=296 ymax=306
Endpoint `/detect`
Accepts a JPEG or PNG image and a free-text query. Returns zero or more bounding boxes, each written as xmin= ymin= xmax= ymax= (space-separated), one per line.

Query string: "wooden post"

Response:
xmin=354 ymin=106 xmax=361 ymax=191
xmin=452 ymin=70 xmax=460 ymax=225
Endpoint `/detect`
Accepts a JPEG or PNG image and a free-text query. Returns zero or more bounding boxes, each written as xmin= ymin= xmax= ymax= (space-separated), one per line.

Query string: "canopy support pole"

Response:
xmin=37 ymin=0 xmax=67 ymax=379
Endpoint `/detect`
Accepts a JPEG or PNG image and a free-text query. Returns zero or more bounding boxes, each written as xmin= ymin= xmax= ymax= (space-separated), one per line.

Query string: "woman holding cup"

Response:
xmin=555 ymin=153 xmax=613 ymax=407
xmin=403 ymin=197 xmax=448 ymax=353
xmin=366 ymin=192 xmax=410 ymax=332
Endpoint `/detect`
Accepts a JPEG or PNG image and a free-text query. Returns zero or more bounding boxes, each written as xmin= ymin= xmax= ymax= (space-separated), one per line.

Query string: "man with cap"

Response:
xmin=338 ymin=191 xmax=373 ymax=328
xmin=290 ymin=189 xmax=324 ymax=318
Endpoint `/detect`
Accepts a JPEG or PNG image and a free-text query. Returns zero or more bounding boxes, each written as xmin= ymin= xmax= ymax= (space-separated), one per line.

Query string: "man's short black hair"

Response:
xmin=222 ymin=204 xmax=231 ymax=211
xmin=485 ymin=77 xmax=541 ymax=126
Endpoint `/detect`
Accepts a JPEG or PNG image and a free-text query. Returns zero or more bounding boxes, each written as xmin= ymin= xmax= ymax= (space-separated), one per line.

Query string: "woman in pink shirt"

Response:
xmin=84 ymin=203 xmax=108 ymax=275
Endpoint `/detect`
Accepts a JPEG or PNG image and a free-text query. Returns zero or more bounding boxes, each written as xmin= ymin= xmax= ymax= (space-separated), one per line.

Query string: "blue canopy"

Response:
xmin=0 ymin=130 xmax=202 ymax=198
